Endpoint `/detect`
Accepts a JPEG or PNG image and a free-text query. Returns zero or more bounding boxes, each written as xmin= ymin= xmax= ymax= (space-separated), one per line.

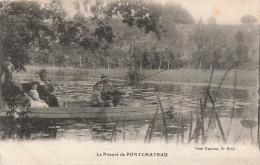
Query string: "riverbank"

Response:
xmin=13 ymin=65 xmax=258 ymax=88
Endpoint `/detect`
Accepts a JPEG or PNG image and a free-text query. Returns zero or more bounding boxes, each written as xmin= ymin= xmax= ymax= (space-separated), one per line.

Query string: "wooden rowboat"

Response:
xmin=0 ymin=101 xmax=173 ymax=122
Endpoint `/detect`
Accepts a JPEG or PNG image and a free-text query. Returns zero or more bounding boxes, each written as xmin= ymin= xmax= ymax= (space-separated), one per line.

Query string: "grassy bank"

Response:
xmin=13 ymin=65 xmax=258 ymax=87
xmin=144 ymin=69 xmax=258 ymax=88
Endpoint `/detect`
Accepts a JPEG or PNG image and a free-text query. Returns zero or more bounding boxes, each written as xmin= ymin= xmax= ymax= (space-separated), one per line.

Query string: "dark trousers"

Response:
xmin=103 ymin=91 xmax=122 ymax=107
xmin=41 ymin=95 xmax=59 ymax=107
xmin=91 ymin=102 xmax=105 ymax=107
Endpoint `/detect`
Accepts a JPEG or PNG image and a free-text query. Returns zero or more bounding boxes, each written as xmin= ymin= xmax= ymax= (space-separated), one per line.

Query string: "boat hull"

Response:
xmin=27 ymin=105 xmax=172 ymax=122
xmin=1 ymin=105 xmax=173 ymax=122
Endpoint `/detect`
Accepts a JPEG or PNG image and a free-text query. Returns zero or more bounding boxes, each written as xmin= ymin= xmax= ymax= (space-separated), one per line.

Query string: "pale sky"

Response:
xmin=37 ymin=0 xmax=260 ymax=24
xmin=163 ymin=0 xmax=260 ymax=24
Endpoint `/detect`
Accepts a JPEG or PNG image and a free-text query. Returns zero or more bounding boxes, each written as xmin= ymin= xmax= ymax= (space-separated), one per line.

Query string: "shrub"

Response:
xmin=125 ymin=69 xmax=145 ymax=86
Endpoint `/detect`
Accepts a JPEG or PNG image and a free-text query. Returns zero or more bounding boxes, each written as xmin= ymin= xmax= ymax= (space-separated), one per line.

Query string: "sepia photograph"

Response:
xmin=0 ymin=0 xmax=259 ymax=164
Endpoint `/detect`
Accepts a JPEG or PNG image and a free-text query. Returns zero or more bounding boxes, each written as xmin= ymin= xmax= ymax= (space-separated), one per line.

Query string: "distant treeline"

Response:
xmin=30 ymin=21 xmax=258 ymax=70
xmin=1 ymin=0 xmax=259 ymax=76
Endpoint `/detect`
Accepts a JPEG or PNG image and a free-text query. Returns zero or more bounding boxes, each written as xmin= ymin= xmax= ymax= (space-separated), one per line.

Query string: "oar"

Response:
xmin=110 ymin=107 xmax=125 ymax=142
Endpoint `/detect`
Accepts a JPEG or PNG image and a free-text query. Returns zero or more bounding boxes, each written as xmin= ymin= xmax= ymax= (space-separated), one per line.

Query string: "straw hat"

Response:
xmin=30 ymin=81 xmax=39 ymax=87
xmin=99 ymin=74 xmax=109 ymax=82
xmin=31 ymin=81 xmax=39 ymax=85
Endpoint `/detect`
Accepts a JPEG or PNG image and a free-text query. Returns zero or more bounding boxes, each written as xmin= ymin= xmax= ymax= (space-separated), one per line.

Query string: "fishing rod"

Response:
xmin=128 ymin=69 xmax=169 ymax=86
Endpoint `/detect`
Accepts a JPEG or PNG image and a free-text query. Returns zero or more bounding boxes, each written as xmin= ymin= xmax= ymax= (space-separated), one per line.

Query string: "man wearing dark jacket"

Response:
xmin=94 ymin=74 xmax=121 ymax=107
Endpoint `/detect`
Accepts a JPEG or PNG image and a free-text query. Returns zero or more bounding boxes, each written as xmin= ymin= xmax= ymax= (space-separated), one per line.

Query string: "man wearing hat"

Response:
xmin=94 ymin=74 xmax=121 ymax=107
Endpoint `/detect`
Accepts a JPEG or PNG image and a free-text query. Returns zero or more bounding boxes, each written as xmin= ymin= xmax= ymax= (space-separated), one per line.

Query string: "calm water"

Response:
xmin=52 ymin=80 xmax=257 ymax=144
xmin=1 ymin=80 xmax=258 ymax=144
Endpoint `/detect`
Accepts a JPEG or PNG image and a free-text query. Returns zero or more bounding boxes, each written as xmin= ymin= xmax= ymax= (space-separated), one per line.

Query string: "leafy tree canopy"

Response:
xmin=106 ymin=0 xmax=161 ymax=38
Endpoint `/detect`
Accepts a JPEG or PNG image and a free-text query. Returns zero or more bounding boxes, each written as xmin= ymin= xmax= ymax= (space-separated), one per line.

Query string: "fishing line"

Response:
xmin=129 ymin=69 xmax=168 ymax=85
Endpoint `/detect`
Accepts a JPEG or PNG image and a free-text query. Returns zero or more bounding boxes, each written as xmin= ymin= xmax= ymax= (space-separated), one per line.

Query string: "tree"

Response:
xmin=161 ymin=2 xmax=194 ymax=24
xmin=233 ymin=29 xmax=249 ymax=67
xmin=192 ymin=17 xmax=226 ymax=70
xmin=0 ymin=0 xmax=93 ymax=102
xmin=191 ymin=18 xmax=208 ymax=69
xmin=94 ymin=0 xmax=162 ymax=69
xmin=220 ymin=47 xmax=236 ymax=69
xmin=106 ymin=0 xmax=161 ymax=37
xmin=240 ymin=15 xmax=257 ymax=24
xmin=207 ymin=16 xmax=216 ymax=25
xmin=0 ymin=1 xmax=58 ymax=103
xmin=235 ymin=43 xmax=249 ymax=65
xmin=0 ymin=1 xmax=56 ymax=72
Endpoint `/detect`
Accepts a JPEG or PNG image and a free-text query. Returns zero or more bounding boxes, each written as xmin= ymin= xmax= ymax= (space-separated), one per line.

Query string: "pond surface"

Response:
xmin=50 ymin=80 xmax=258 ymax=144
xmin=0 ymin=80 xmax=258 ymax=145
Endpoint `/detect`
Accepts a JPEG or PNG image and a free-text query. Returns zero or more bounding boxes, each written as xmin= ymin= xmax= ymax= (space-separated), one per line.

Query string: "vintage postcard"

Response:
xmin=0 ymin=0 xmax=259 ymax=164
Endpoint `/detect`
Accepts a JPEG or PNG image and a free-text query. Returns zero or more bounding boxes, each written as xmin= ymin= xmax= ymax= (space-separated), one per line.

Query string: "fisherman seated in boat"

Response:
xmin=94 ymin=74 xmax=122 ymax=107
xmin=37 ymin=69 xmax=59 ymax=107
xmin=28 ymin=81 xmax=49 ymax=108
xmin=91 ymin=83 xmax=112 ymax=107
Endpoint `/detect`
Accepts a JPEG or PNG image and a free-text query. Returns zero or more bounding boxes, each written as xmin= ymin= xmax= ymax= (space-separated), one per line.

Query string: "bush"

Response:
xmin=125 ymin=69 xmax=145 ymax=86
